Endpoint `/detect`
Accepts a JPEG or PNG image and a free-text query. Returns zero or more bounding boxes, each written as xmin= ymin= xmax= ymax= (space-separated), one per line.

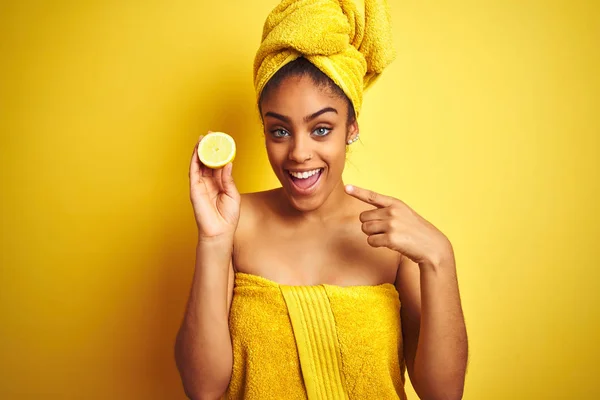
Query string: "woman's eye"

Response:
xmin=271 ymin=129 xmax=290 ymax=138
xmin=313 ymin=127 xmax=332 ymax=137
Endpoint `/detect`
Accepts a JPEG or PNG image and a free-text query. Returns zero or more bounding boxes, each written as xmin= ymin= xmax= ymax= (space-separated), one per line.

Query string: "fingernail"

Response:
xmin=345 ymin=185 xmax=353 ymax=192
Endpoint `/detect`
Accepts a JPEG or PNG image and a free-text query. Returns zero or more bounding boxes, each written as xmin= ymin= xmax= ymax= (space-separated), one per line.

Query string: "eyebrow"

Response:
xmin=264 ymin=107 xmax=338 ymax=124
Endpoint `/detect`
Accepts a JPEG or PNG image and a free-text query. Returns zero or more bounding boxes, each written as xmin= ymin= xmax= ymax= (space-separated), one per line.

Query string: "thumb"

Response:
xmin=221 ymin=162 xmax=240 ymax=200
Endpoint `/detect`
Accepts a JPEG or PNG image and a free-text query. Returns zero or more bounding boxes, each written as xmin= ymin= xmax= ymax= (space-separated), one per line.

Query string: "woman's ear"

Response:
xmin=346 ymin=119 xmax=359 ymax=142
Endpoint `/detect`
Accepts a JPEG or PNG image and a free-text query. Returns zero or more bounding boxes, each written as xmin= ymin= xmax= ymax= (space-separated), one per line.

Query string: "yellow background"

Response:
xmin=1 ymin=1 xmax=598 ymax=399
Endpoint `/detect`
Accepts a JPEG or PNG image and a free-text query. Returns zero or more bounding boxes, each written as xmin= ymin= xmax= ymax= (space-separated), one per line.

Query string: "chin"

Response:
xmin=278 ymin=167 xmax=330 ymax=211
xmin=286 ymin=193 xmax=326 ymax=212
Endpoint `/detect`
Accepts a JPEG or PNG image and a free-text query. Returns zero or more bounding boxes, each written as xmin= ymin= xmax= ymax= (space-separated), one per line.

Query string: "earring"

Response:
xmin=346 ymin=133 xmax=359 ymax=145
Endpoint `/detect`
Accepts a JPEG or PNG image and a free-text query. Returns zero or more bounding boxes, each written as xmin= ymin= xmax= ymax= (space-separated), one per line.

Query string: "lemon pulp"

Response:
xmin=198 ymin=132 xmax=236 ymax=168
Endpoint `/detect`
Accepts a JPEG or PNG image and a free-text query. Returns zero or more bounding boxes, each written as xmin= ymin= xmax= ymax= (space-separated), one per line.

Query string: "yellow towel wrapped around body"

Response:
xmin=224 ymin=273 xmax=407 ymax=399
xmin=253 ymin=0 xmax=396 ymax=115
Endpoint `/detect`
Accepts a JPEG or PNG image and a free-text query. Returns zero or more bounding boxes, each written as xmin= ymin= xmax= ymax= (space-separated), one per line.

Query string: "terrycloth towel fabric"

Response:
xmin=224 ymin=272 xmax=407 ymax=399
xmin=253 ymin=0 xmax=396 ymax=115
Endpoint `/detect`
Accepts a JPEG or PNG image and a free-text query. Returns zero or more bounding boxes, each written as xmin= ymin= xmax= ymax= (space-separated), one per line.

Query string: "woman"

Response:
xmin=175 ymin=1 xmax=468 ymax=399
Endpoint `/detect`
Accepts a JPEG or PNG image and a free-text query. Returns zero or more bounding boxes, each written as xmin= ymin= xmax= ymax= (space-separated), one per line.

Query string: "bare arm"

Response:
xmin=397 ymin=250 xmax=468 ymax=400
xmin=175 ymin=239 xmax=235 ymax=400
xmin=343 ymin=184 xmax=468 ymax=399
xmin=175 ymin=135 xmax=240 ymax=399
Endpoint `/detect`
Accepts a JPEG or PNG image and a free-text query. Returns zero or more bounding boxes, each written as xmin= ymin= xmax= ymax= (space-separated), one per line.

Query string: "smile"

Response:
xmin=286 ymin=168 xmax=324 ymax=195
xmin=288 ymin=168 xmax=321 ymax=179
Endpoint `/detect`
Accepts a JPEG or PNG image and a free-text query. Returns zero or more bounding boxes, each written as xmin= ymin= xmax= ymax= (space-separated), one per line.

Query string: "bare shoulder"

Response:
xmin=347 ymin=193 xmax=378 ymax=215
xmin=344 ymin=193 xmax=385 ymax=226
xmin=232 ymin=189 xmax=280 ymax=272
xmin=338 ymin=193 xmax=402 ymax=284
xmin=239 ymin=189 xmax=280 ymax=221
xmin=235 ymin=189 xmax=279 ymax=241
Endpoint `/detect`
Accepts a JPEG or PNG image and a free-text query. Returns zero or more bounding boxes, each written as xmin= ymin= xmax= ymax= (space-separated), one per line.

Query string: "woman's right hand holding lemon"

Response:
xmin=189 ymin=132 xmax=240 ymax=241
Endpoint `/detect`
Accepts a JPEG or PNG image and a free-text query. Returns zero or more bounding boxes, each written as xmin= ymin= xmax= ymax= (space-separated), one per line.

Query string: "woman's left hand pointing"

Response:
xmin=345 ymin=184 xmax=454 ymax=268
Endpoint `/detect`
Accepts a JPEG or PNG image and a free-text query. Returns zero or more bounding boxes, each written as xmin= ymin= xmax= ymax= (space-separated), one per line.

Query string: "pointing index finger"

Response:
xmin=345 ymin=185 xmax=393 ymax=208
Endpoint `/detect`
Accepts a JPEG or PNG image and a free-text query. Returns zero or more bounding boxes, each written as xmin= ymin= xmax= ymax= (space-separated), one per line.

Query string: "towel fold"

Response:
xmin=253 ymin=0 xmax=396 ymax=115
xmin=280 ymin=284 xmax=348 ymax=399
xmin=225 ymin=272 xmax=407 ymax=399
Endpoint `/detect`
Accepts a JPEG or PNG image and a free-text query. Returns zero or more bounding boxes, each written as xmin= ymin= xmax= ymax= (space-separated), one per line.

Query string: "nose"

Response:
xmin=288 ymin=135 xmax=312 ymax=163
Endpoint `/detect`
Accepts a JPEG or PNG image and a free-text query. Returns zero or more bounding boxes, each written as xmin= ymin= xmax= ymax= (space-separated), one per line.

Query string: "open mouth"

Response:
xmin=286 ymin=168 xmax=324 ymax=194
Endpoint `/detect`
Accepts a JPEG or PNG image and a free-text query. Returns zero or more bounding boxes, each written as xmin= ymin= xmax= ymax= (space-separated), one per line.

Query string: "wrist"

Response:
xmin=196 ymin=235 xmax=234 ymax=262
xmin=419 ymin=259 xmax=456 ymax=277
xmin=419 ymin=242 xmax=455 ymax=274
xmin=197 ymin=232 xmax=235 ymax=246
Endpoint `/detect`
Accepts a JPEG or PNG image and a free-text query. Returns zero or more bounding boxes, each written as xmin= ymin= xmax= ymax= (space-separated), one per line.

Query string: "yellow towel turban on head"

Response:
xmin=253 ymin=0 xmax=396 ymax=116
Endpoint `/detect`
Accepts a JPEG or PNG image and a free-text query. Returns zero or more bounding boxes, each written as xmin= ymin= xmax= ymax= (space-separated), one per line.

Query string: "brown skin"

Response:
xmin=235 ymin=76 xmax=398 ymax=288
xmin=261 ymin=75 xmax=355 ymax=216
xmin=176 ymin=75 xmax=468 ymax=400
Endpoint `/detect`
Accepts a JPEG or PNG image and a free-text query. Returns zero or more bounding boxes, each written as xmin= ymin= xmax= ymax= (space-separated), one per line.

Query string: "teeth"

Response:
xmin=289 ymin=168 xmax=321 ymax=179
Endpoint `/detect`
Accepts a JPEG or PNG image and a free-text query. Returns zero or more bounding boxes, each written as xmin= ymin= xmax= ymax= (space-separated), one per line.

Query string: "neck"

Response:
xmin=277 ymin=179 xmax=352 ymax=223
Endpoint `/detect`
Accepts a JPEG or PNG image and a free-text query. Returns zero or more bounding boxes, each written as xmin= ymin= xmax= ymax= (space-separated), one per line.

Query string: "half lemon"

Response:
xmin=197 ymin=132 xmax=236 ymax=168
